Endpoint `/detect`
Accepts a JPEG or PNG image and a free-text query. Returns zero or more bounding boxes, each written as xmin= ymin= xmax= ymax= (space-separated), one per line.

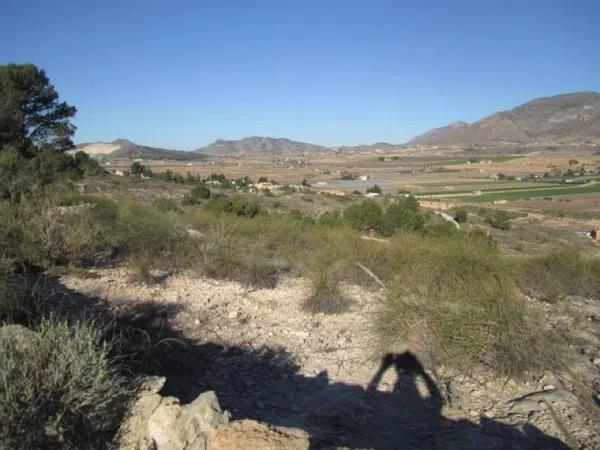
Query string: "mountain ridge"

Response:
xmin=408 ymin=91 xmax=600 ymax=146
xmin=74 ymin=139 xmax=205 ymax=161
xmin=193 ymin=136 xmax=324 ymax=155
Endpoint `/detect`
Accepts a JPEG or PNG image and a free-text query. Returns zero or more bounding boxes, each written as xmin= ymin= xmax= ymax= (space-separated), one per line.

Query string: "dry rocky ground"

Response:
xmin=60 ymin=269 xmax=600 ymax=449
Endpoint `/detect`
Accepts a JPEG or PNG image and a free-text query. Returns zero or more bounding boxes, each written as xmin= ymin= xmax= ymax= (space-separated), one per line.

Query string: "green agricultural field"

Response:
xmin=434 ymin=155 xmax=523 ymax=165
xmin=469 ymin=182 xmax=600 ymax=202
xmin=418 ymin=180 xmax=517 ymax=188
xmin=419 ymin=183 xmax=562 ymax=196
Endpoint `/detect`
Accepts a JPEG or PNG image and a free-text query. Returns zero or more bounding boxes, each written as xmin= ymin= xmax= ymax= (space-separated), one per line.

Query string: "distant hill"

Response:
xmin=74 ymin=139 xmax=204 ymax=161
xmin=194 ymin=136 xmax=324 ymax=155
xmin=409 ymin=92 xmax=600 ymax=146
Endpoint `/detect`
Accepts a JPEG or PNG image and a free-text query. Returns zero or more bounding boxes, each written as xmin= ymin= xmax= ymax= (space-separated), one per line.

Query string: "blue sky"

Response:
xmin=1 ymin=0 xmax=599 ymax=149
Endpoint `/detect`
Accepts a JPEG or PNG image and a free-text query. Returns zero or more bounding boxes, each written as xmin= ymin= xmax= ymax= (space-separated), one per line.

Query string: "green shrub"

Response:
xmin=0 ymin=317 xmax=130 ymax=449
xmin=454 ymin=209 xmax=468 ymax=223
xmin=419 ymin=220 xmax=460 ymax=237
xmin=129 ymin=161 xmax=151 ymax=177
xmin=344 ymin=200 xmax=382 ymax=231
xmin=205 ymin=195 xmax=262 ymax=218
xmin=379 ymin=199 xmax=424 ymax=235
xmin=0 ymin=149 xmax=105 ymax=201
xmin=343 ymin=197 xmax=425 ymax=236
xmin=182 ymin=184 xmax=211 ymax=205
xmin=366 ymin=184 xmax=382 ymax=194
xmin=484 ymin=209 xmax=512 ymax=230
xmin=152 ymin=197 xmax=181 ymax=213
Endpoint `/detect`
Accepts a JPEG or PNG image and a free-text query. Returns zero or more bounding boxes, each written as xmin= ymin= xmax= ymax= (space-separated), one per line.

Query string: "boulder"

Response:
xmin=208 ymin=419 xmax=309 ymax=450
xmin=118 ymin=377 xmax=230 ymax=450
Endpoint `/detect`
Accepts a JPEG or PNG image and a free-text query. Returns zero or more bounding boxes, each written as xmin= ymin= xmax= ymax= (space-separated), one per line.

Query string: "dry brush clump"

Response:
xmin=376 ymin=232 xmax=566 ymax=378
xmin=302 ymin=264 xmax=353 ymax=315
xmin=0 ymin=316 xmax=132 ymax=449
xmin=519 ymin=246 xmax=600 ymax=302
xmin=0 ymin=193 xmax=118 ymax=268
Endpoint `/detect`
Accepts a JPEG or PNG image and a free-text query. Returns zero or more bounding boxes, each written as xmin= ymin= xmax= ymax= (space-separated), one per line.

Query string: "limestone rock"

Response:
xmin=118 ymin=378 xmax=230 ymax=450
xmin=208 ymin=419 xmax=309 ymax=450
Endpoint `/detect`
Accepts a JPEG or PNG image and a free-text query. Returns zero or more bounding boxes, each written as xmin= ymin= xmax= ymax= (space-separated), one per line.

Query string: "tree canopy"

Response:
xmin=0 ymin=63 xmax=76 ymax=152
xmin=0 ymin=64 xmax=105 ymax=200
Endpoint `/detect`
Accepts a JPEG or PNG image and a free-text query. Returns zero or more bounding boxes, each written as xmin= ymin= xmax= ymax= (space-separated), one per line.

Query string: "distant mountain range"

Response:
xmin=193 ymin=136 xmax=324 ymax=155
xmin=75 ymin=136 xmax=324 ymax=159
xmin=74 ymin=92 xmax=600 ymax=159
xmin=74 ymin=139 xmax=205 ymax=161
xmin=408 ymin=92 xmax=600 ymax=146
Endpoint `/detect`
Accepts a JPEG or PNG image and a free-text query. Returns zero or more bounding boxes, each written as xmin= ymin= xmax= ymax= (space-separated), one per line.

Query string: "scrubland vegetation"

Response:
xmin=1 ymin=63 xmax=598 ymax=447
xmin=2 ymin=187 xmax=585 ymax=379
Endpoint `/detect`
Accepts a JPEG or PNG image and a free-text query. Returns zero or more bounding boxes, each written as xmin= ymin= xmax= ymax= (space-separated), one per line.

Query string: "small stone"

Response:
xmin=194 ymin=319 xmax=200 ymax=325
xmin=228 ymin=311 xmax=239 ymax=319
xmin=149 ymin=269 xmax=170 ymax=280
xmin=469 ymin=410 xmax=480 ymax=418
xmin=592 ymin=358 xmax=600 ymax=366
xmin=543 ymin=384 xmax=555 ymax=391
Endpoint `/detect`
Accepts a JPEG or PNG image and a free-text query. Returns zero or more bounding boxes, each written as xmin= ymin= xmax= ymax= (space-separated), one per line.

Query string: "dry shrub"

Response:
xmin=302 ymin=265 xmax=353 ymax=315
xmin=376 ymin=233 xmax=565 ymax=377
xmin=0 ymin=317 xmax=131 ymax=449
xmin=520 ymin=246 xmax=600 ymax=302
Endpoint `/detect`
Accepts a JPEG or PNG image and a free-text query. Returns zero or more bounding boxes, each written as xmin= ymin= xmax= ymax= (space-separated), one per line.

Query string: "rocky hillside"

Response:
xmin=75 ymin=139 xmax=205 ymax=161
xmin=194 ymin=136 xmax=324 ymax=155
xmin=409 ymin=92 xmax=600 ymax=146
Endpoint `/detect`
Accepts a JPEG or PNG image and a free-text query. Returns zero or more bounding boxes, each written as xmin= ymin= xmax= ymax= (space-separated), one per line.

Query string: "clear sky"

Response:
xmin=1 ymin=0 xmax=599 ymax=149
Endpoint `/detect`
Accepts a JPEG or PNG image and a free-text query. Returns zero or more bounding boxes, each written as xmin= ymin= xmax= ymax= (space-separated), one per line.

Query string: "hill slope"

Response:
xmin=409 ymin=92 xmax=600 ymax=146
xmin=75 ymin=139 xmax=204 ymax=161
xmin=194 ymin=136 xmax=324 ymax=155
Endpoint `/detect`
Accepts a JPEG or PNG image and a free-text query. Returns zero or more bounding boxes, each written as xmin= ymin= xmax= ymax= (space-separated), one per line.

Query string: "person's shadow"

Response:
xmin=367 ymin=352 xmax=442 ymax=409
xmin=308 ymin=351 xmax=446 ymax=449
xmin=313 ymin=351 xmax=569 ymax=450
